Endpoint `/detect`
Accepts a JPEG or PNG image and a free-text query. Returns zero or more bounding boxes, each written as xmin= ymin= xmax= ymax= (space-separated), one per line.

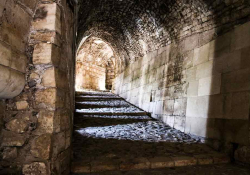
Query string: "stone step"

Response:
xmin=71 ymin=153 xmax=231 ymax=174
xmin=76 ymin=97 xmax=123 ymax=102
xmin=75 ymin=111 xmax=147 ymax=116
xmin=75 ymin=103 xmax=130 ymax=109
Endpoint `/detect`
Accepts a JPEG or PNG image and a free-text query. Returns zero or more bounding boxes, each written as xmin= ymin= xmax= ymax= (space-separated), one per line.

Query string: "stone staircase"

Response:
xmin=71 ymin=91 xmax=231 ymax=174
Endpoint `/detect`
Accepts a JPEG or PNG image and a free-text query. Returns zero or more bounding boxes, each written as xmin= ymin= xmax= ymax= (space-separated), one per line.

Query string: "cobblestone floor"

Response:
xmin=72 ymin=91 xmax=235 ymax=174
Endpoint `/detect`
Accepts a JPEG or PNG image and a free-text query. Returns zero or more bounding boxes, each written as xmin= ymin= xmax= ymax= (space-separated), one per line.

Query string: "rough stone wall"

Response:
xmin=76 ymin=62 xmax=106 ymax=90
xmin=0 ymin=0 xmax=75 ymax=174
xmin=106 ymin=60 xmax=115 ymax=90
xmin=111 ymin=0 xmax=250 ymax=164
xmin=0 ymin=0 xmax=36 ymax=99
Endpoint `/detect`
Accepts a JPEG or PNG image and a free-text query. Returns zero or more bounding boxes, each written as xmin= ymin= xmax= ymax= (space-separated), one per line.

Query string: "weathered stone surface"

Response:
xmin=1 ymin=130 xmax=26 ymax=146
xmin=33 ymin=43 xmax=60 ymax=65
xmin=35 ymin=88 xmax=57 ymax=109
xmin=149 ymin=157 xmax=174 ymax=169
xmin=235 ymin=146 xmax=250 ymax=164
xmin=31 ymin=134 xmax=52 ymax=160
xmin=33 ymin=3 xmax=61 ymax=34
xmin=5 ymin=118 xmax=29 ymax=133
xmin=23 ymin=162 xmax=47 ymax=175
xmin=42 ymin=67 xmax=56 ymax=87
xmin=2 ymin=147 xmax=17 ymax=160
xmin=16 ymin=101 xmax=29 ymax=110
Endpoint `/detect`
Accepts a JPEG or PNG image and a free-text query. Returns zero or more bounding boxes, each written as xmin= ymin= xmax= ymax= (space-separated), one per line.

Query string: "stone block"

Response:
xmin=2 ymin=147 xmax=17 ymax=160
xmin=173 ymin=98 xmax=187 ymax=116
xmin=35 ymin=88 xmax=57 ymax=109
xmin=240 ymin=46 xmax=250 ymax=69
xmin=91 ymin=160 xmax=119 ymax=172
xmin=33 ymin=43 xmax=60 ymax=65
xmin=185 ymin=117 xmax=215 ymax=138
xmin=187 ymin=81 xmax=198 ymax=97
xmin=30 ymin=31 xmax=61 ymax=46
xmin=23 ymin=162 xmax=47 ymax=175
xmin=194 ymin=155 xmax=213 ymax=165
xmin=224 ymin=92 xmax=250 ymax=120
xmin=5 ymin=118 xmax=29 ymax=133
xmin=153 ymin=101 xmax=164 ymax=115
xmin=222 ymin=68 xmax=250 ymax=93
xmin=235 ymin=146 xmax=250 ymax=164
xmin=0 ymin=42 xmax=11 ymax=67
xmin=1 ymin=130 xmax=26 ymax=146
xmin=196 ymin=60 xmax=215 ymax=79
xmin=174 ymin=116 xmax=185 ymax=132
xmin=0 ymin=65 xmax=25 ymax=99
xmin=30 ymin=72 xmax=40 ymax=80
xmin=42 ymin=67 xmax=56 ymax=87
xmin=120 ymin=157 xmax=150 ymax=170
xmin=186 ymin=67 xmax=196 ymax=82
xmin=163 ymin=100 xmax=174 ymax=115
xmin=193 ymin=42 xmax=210 ymax=66
xmin=198 ymin=74 xmax=221 ymax=96
xmin=172 ymin=156 xmax=197 ymax=167
xmin=11 ymin=52 xmax=28 ymax=73
xmin=31 ymin=134 xmax=52 ymax=160
xmin=34 ymin=111 xmax=54 ymax=134
xmin=52 ymin=132 xmax=65 ymax=158
xmin=231 ymin=21 xmax=250 ymax=51
xmin=209 ymin=32 xmax=231 ymax=60
xmin=149 ymin=157 xmax=174 ymax=169
xmin=33 ymin=3 xmax=61 ymax=34
xmin=16 ymin=101 xmax=29 ymax=110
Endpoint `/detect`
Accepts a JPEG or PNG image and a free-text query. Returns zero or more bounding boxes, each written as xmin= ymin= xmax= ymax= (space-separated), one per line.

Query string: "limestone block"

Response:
xmin=153 ymin=101 xmax=164 ymax=115
xmin=0 ymin=42 xmax=11 ymax=67
xmin=33 ymin=3 xmax=61 ymax=34
xmin=52 ymin=132 xmax=65 ymax=158
xmin=2 ymin=147 xmax=17 ymax=160
xmin=34 ymin=111 xmax=54 ymax=134
xmin=0 ymin=65 xmax=25 ymax=99
xmin=186 ymin=67 xmax=196 ymax=82
xmin=187 ymin=81 xmax=198 ymax=97
xmin=186 ymin=95 xmax=223 ymax=119
xmin=163 ymin=100 xmax=174 ymax=115
xmin=5 ymin=118 xmax=29 ymax=133
xmin=224 ymin=92 xmax=250 ymax=120
xmin=173 ymin=98 xmax=187 ymax=116
xmin=185 ymin=117 xmax=215 ymax=138
xmin=30 ymin=72 xmax=40 ymax=80
xmin=193 ymin=42 xmax=210 ymax=66
xmin=231 ymin=21 xmax=250 ymax=51
xmin=149 ymin=157 xmax=174 ymax=169
xmin=23 ymin=162 xmax=47 ymax=175
xmin=240 ymin=46 xmax=250 ymax=69
xmin=16 ymin=101 xmax=29 ymax=110
xmin=0 ymin=0 xmax=6 ymax=18
xmin=198 ymin=74 xmax=221 ymax=96
xmin=31 ymin=134 xmax=52 ymax=160
xmin=1 ymin=130 xmax=26 ymax=146
xmin=222 ymin=68 xmax=250 ymax=93
xmin=33 ymin=43 xmax=60 ymax=65
xmin=42 ymin=67 xmax=56 ymax=87
xmin=196 ymin=60 xmax=215 ymax=79
xmin=174 ymin=116 xmax=185 ymax=132
xmin=235 ymin=146 xmax=250 ymax=164
xmin=30 ymin=31 xmax=61 ymax=46
xmin=1 ymin=0 xmax=33 ymax=51
xmin=19 ymin=0 xmax=38 ymax=12
xmin=11 ymin=52 xmax=28 ymax=73
xmin=213 ymin=50 xmax=241 ymax=74
xmin=209 ymin=32 xmax=231 ymax=60
xmin=35 ymin=88 xmax=57 ymax=109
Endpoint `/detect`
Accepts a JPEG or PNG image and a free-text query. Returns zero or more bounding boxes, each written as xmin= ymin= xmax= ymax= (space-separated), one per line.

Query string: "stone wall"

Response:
xmin=114 ymin=20 xmax=250 ymax=161
xmin=76 ymin=61 xmax=106 ymax=90
xmin=106 ymin=59 xmax=115 ymax=90
xmin=0 ymin=0 xmax=75 ymax=174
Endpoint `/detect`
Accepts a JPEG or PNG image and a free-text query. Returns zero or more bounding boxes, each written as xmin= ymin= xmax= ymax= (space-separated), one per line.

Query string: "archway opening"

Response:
xmin=75 ymin=37 xmax=117 ymax=91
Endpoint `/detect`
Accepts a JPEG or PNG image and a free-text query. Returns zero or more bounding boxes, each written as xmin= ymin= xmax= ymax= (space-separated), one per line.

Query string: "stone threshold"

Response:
xmin=71 ymin=153 xmax=230 ymax=174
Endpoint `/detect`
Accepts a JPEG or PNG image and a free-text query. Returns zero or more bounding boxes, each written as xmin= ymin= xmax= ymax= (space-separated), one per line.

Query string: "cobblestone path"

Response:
xmin=71 ymin=91 xmax=239 ymax=174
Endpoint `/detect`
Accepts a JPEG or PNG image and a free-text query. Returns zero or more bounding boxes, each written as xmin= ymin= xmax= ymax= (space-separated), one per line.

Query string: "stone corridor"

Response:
xmin=71 ymin=91 xmax=246 ymax=174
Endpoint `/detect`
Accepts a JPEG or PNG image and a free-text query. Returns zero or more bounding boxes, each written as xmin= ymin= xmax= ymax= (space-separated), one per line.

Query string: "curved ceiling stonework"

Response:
xmin=77 ymin=0 xmax=215 ymax=67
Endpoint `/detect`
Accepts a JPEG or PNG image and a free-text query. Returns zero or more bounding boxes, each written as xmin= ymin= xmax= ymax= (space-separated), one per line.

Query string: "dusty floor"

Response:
xmin=72 ymin=91 xmax=239 ymax=174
